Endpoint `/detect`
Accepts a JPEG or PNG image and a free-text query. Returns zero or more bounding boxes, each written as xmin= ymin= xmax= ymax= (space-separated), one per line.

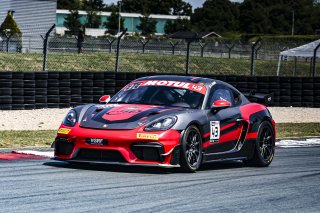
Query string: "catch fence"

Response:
xmin=0 ymin=25 xmax=319 ymax=76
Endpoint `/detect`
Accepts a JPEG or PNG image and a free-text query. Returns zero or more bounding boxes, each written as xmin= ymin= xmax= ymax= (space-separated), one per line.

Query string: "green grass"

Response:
xmin=0 ymin=52 xmax=317 ymax=76
xmin=0 ymin=123 xmax=319 ymax=148
xmin=276 ymin=123 xmax=320 ymax=138
xmin=0 ymin=130 xmax=56 ymax=148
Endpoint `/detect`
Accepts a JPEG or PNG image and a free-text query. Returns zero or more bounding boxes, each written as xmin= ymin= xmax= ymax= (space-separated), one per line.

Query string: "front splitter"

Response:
xmin=53 ymin=158 xmax=180 ymax=168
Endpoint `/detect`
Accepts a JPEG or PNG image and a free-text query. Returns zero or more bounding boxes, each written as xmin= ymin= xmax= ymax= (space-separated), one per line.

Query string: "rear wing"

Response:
xmin=243 ymin=91 xmax=273 ymax=106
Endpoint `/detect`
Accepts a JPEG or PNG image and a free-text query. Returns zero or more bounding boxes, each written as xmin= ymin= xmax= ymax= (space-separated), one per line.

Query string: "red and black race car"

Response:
xmin=54 ymin=75 xmax=276 ymax=172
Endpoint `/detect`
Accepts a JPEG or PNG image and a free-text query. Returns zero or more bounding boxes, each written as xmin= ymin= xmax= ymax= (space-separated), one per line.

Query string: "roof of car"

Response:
xmin=135 ymin=75 xmax=216 ymax=85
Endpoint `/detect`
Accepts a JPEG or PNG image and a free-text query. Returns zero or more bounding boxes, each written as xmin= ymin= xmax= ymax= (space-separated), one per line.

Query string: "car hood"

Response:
xmin=79 ymin=104 xmax=187 ymax=130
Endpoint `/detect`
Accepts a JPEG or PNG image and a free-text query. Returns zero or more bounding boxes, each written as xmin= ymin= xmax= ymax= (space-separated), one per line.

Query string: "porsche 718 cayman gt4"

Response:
xmin=54 ymin=75 xmax=276 ymax=172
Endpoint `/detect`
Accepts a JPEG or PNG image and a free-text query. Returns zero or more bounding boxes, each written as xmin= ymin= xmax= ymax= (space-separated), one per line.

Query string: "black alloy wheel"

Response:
xmin=245 ymin=121 xmax=275 ymax=167
xmin=180 ymin=125 xmax=203 ymax=172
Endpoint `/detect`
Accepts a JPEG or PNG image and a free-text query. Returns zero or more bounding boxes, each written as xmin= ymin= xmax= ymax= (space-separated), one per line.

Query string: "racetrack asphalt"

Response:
xmin=0 ymin=147 xmax=319 ymax=212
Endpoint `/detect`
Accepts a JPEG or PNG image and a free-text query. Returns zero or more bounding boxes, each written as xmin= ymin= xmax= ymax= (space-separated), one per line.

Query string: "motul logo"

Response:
xmin=141 ymin=80 xmax=206 ymax=94
xmin=143 ymin=80 xmax=190 ymax=88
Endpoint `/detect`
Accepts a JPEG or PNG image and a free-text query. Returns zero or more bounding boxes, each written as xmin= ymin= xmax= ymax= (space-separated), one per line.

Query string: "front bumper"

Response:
xmin=54 ymin=123 xmax=181 ymax=166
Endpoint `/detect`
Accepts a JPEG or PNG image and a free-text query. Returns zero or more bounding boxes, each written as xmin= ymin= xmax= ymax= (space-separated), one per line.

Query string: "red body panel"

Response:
xmin=240 ymin=103 xmax=276 ymax=139
xmin=55 ymin=123 xmax=181 ymax=165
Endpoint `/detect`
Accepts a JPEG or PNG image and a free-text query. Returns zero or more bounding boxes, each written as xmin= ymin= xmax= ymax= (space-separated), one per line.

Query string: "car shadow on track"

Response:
xmin=43 ymin=160 xmax=244 ymax=174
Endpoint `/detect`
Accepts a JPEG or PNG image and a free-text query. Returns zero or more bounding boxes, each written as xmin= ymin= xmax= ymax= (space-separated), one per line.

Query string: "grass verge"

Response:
xmin=0 ymin=52 xmax=317 ymax=76
xmin=0 ymin=123 xmax=319 ymax=148
xmin=0 ymin=130 xmax=56 ymax=148
xmin=276 ymin=123 xmax=320 ymax=138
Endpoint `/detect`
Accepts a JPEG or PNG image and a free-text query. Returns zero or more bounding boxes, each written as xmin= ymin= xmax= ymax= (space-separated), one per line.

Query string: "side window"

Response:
xmin=232 ymin=89 xmax=242 ymax=106
xmin=207 ymin=85 xmax=235 ymax=108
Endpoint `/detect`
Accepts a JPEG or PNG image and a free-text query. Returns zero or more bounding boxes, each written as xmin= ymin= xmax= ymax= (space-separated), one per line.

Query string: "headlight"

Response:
xmin=63 ymin=110 xmax=77 ymax=127
xmin=144 ymin=116 xmax=177 ymax=131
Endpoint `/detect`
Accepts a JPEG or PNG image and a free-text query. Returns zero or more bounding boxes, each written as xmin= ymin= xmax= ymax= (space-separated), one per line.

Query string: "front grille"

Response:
xmin=75 ymin=149 xmax=127 ymax=162
xmin=55 ymin=137 xmax=74 ymax=156
xmin=131 ymin=142 xmax=165 ymax=162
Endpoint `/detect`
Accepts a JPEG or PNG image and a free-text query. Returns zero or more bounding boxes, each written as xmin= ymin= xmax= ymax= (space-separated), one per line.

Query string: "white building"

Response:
xmin=0 ymin=0 xmax=57 ymax=52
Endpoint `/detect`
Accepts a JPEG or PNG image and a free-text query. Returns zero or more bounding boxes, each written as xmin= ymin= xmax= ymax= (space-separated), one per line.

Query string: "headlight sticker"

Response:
xmin=210 ymin=121 xmax=220 ymax=143
xmin=137 ymin=133 xmax=159 ymax=140
xmin=58 ymin=128 xmax=71 ymax=135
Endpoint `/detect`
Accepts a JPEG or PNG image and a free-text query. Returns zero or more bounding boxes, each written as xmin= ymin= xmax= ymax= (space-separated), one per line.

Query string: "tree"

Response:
xmin=57 ymin=0 xmax=82 ymax=10
xmin=0 ymin=12 xmax=22 ymax=52
xmin=164 ymin=18 xmax=191 ymax=34
xmin=104 ymin=3 xmax=118 ymax=12
xmin=120 ymin=0 xmax=192 ymax=15
xmin=104 ymin=11 xmax=125 ymax=35
xmin=238 ymin=0 xmax=318 ymax=34
xmin=0 ymin=12 xmax=21 ymax=37
xmin=137 ymin=16 xmax=157 ymax=36
xmin=85 ymin=10 xmax=101 ymax=28
xmin=169 ymin=0 xmax=192 ymax=16
xmin=82 ymin=0 xmax=105 ymax=10
xmin=191 ymin=0 xmax=239 ymax=33
xmin=64 ymin=10 xmax=82 ymax=35
xmin=83 ymin=0 xmax=104 ymax=28
xmin=239 ymin=0 xmax=270 ymax=34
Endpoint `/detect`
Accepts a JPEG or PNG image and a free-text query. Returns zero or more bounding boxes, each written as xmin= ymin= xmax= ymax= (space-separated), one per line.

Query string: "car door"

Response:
xmin=204 ymin=84 xmax=245 ymax=155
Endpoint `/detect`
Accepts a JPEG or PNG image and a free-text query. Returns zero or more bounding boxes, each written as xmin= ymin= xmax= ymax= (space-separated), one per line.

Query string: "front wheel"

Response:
xmin=245 ymin=121 xmax=275 ymax=167
xmin=180 ymin=125 xmax=203 ymax=172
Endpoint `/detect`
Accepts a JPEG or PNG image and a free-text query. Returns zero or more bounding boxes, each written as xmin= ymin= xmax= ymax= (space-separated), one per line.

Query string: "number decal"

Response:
xmin=210 ymin=121 xmax=220 ymax=143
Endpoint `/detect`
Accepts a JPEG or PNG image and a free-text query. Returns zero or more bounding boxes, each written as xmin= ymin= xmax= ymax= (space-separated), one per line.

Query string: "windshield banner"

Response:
xmin=122 ymin=80 xmax=207 ymax=94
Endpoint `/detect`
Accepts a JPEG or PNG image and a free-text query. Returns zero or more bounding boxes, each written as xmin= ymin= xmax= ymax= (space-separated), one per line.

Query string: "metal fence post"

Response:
xmin=42 ymin=24 xmax=55 ymax=71
xmin=5 ymin=34 xmax=13 ymax=52
xmin=106 ymin=38 xmax=115 ymax=53
xmin=139 ymin=38 xmax=149 ymax=54
xmin=169 ymin=40 xmax=180 ymax=55
xmin=312 ymin=43 xmax=320 ymax=77
xmin=250 ymin=37 xmax=262 ymax=76
xmin=224 ymin=43 xmax=235 ymax=59
xmin=199 ymin=41 xmax=207 ymax=57
xmin=115 ymin=28 xmax=128 ymax=73
xmin=186 ymin=40 xmax=192 ymax=75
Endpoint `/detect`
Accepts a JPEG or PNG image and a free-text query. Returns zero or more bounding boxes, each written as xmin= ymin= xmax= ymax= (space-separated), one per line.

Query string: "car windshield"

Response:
xmin=110 ymin=82 xmax=205 ymax=109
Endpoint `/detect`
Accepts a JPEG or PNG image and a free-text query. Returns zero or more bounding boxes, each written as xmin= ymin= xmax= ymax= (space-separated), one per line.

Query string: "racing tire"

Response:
xmin=12 ymin=80 xmax=24 ymax=88
xmin=70 ymin=72 xmax=81 ymax=79
xmin=35 ymin=72 xmax=48 ymax=79
xmin=244 ymin=121 xmax=275 ymax=167
xmin=59 ymin=80 xmax=70 ymax=87
xmin=180 ymin=125 xmax=203 ymax=172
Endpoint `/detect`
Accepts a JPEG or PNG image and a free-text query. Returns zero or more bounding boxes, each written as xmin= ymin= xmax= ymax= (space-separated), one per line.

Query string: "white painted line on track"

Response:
xmin=276 ymin=138 xmax=320 ymax=148
xmin=14 ymin=150 xmax=54 ymax=158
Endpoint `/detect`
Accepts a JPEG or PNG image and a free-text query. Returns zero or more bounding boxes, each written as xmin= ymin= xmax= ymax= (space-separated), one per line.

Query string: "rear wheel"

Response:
xmin=180 ymin=125 xmax=203 ymax=172
xmin=245 ymin=121 xmax=275 ymax=167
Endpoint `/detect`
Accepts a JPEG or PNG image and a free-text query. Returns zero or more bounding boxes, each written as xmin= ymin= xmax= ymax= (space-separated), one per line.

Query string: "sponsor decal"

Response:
xmin=122 ymin=80 xmax=207 ymax=94
xmin=210 ymin=121 xmax=220 ymax=143
xmin=137 ymin=133 xmax=159 ymax=140
xmin=122 ymin=82 xmax=142 ymax=91
xmin=58 ymin=128 xmax=71 ymax=135
xmin=86 ymin=138 xmax=107 ymax=146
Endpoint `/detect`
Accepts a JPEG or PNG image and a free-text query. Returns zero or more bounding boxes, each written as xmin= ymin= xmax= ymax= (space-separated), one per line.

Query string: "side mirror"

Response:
xmin=211 ymin=100 xmax=231 ymax=112
xmin=99 ymin=95 xmax=111 ymax=104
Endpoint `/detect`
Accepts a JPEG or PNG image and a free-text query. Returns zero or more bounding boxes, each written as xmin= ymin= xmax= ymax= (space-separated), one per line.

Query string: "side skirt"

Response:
xmin=202 ymin=139 xmax=255 ymax=163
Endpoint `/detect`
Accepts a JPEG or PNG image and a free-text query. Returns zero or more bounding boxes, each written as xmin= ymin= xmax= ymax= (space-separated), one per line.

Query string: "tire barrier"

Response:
xmin=0 ymin=71 xmax=320 ymax=110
